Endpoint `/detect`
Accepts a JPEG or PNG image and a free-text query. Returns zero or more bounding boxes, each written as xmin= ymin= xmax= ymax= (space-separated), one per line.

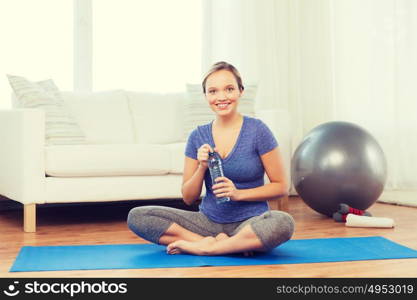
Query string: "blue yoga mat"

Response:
xmin=10 ymin=236 xmax=417 ymax=272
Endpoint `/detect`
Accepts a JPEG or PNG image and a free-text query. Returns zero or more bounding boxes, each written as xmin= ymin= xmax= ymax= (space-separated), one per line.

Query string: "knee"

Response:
xmin=280 ymin=212 xmax=295 ymax=240
xmin=127 ymin=206 xmax=152 ymax=234
xmin=127 ymin=206 xmax=174 ymax=244
xmin=255 ymin=211 xmax=295 ymax=251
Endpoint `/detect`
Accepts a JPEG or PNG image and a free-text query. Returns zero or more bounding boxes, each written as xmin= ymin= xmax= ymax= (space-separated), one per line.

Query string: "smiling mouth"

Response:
xmin=216 ymin=102 xmax=231 ymax=110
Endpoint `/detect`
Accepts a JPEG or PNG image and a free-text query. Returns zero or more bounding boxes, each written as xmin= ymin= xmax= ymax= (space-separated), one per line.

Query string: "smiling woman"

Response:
xmin=127 ymin=61 xmax=294 ymax=256
xmin=206 ymin=71 xmax=241 ymax=115
xmin=203 ymin=61 xmax=244 ymax=120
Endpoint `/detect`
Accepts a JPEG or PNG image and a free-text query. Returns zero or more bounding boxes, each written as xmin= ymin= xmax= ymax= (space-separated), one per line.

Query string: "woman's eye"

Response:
xmin=209 ymin=90 xmax=216 ymax=94
xmin=227 ymin=87 xmax=234 ymax=92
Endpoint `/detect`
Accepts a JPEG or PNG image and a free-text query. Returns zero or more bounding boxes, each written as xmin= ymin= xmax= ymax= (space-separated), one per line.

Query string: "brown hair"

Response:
xmin=202 ymin=61 xmax=244 ymax=93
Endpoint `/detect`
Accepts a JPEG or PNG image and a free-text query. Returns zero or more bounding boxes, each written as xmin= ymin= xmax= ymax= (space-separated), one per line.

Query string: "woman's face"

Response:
xmin=204 ymin=70 xmax=242 ymax=117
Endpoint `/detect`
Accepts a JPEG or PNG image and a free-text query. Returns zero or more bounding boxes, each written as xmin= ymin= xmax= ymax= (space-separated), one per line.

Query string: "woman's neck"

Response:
xmin=214 ymin=113 xmax=243 ymax=129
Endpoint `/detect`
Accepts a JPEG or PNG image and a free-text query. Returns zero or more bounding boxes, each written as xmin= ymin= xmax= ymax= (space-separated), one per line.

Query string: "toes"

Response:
xmin=166 ymin=242 xmax=180 ymax=254
xmin=168 ymin=248 xmax=180 ymax=255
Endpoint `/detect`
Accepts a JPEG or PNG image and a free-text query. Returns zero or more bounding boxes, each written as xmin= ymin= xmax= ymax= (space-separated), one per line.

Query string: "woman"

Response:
xmin=127 ymin=61 xmax=295 ymax=256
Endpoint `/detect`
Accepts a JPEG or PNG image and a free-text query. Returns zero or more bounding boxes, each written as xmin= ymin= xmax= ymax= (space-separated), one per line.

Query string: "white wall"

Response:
xmin=202 ymin=0 xmax=290 ymax=111
xmin=0 ymin=0 xmax=73 ymax=109
xmin=205 ymin=0 xmax=417 ymax=203
xmin=290 ymin=0 xmax=417 ymax=203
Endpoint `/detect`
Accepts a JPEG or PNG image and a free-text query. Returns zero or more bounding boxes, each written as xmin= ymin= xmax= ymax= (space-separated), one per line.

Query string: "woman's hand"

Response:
xmin=197 ymin=144 xmax=214 ymax=169
xmin=212 ymin=177 xmax=241 ymax=201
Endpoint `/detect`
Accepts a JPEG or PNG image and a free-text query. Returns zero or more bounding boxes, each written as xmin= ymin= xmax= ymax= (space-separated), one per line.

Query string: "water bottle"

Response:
xmin=208 ymin=151 xmax=230 ymax=204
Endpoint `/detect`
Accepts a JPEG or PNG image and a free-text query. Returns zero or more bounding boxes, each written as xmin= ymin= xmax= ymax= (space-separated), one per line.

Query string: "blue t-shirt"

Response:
xmin=185 ymin=116 xmax=278 ymax=223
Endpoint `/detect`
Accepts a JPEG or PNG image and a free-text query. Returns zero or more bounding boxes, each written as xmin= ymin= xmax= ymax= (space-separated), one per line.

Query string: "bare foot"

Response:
xmin=215 ymin=233 xmax=229 ymax=241
xmin=167 ymin=236 xmax=216 ymax=255
xmin=215 ymin=233 xmax=254 ymax=256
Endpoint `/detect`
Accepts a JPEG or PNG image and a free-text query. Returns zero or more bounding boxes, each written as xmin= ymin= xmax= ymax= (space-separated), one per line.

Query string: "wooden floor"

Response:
xmin=1 ymin=197 xmax=416 ymax=278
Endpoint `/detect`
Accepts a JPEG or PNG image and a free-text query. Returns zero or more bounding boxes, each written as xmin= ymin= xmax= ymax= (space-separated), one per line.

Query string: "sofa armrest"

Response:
xmin=0 ymin=109 xmax=46 ymax=204
xmin=255 ymin=109 xmax=292 ymax=193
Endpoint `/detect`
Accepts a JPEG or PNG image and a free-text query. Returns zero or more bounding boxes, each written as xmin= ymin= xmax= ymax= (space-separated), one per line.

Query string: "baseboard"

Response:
xmin=378 ymin=189 xmax=417 ymax=207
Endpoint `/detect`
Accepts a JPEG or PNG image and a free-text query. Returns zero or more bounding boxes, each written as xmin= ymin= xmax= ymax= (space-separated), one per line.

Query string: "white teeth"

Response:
xmin=217 ymin=103 xmax=229 ymax=108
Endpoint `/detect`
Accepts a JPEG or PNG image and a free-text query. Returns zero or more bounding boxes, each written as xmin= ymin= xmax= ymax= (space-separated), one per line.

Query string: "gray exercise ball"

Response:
xmin=291 ymin=121 xmax=387 ymax=216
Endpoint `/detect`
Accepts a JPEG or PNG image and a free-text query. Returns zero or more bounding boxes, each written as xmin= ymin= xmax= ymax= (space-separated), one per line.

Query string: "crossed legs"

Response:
xmin=127 ymin=206 xmax=295 ymax=256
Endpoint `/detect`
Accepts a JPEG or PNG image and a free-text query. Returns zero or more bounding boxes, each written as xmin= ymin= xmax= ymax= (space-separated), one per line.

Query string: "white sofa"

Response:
xmin=0 ymin=90 xmax=292 ymax=232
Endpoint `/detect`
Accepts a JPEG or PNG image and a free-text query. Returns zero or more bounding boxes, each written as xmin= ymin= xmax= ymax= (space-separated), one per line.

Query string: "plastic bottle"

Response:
xmin=208 ymin=151 xmax=230 ymax=204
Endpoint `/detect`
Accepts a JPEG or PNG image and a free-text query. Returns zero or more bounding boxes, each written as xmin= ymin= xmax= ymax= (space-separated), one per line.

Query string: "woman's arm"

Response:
xmin=181 ymin=157 xmax=207 ymax=205
xmin=213 ymin=147 xmax=288 ymax=202
xmin=182 ymin=144 xmax=214 ymax=205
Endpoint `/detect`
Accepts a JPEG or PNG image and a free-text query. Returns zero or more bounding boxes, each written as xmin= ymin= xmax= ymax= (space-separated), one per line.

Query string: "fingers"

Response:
xmin=214 ymin=189 xmax=231 ymax=198
xmin=212 ymin=177 xmax=231 ymax=197
xmin=212 ymin=177 xmax=229 ymax=189
xmin=201 ymin=144 xmax=214 ymax=153
xmin=197 ymin=144 xmax=213 ymax=166
xmin=212 ymin=184 xmax=228 ymax=192
xmin=212 ymin=183 xmax=232 ymax=198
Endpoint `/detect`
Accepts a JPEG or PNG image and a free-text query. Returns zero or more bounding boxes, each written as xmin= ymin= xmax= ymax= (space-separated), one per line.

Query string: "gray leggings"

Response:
xmin=127 ymin=206 xmax=295 ymax=251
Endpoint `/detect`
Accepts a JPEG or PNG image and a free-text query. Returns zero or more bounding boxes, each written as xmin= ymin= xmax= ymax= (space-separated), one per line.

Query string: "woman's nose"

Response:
xmin=217 ymin=91 xmax=227 ymax=100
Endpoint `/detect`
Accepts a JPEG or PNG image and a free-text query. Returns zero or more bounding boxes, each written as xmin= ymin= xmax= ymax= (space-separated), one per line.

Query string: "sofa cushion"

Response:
xmin=60 ymin=90 xmax=135 ymax=144
xmin=45 ymin=144 xmax=171 ymax=177
xmin=7 ymin=75 xmax=86 ymax=145
xmin=165 ymin=142 xmax=186 ymax=174
xmin=126 ymin=92 xmax=185 ymax=144
xmin=45 ymin=175 xmax=185 ymax=203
